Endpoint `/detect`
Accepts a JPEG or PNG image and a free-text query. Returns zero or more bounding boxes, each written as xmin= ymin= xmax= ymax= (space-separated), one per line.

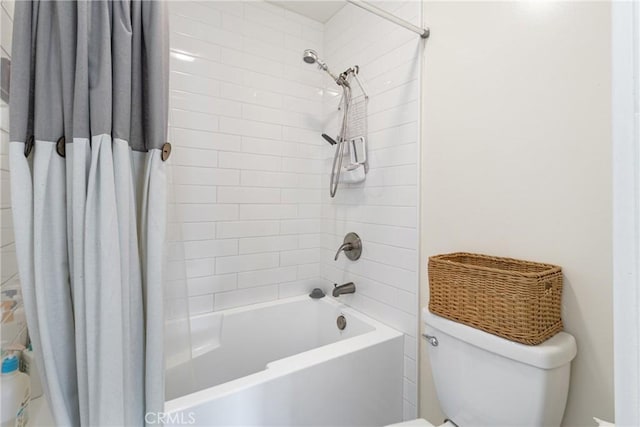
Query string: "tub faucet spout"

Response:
xmin=333 ymin=282 xmax=356 ymax=297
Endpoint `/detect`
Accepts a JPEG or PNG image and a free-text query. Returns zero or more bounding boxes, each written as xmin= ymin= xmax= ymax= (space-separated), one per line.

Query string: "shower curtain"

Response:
xmin=8 ymin=1 xmax=169 ymax=425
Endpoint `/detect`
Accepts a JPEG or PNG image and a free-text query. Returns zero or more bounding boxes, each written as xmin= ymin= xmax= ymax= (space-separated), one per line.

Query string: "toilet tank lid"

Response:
xmin=423 ymin=309 xmax=577 ymax=369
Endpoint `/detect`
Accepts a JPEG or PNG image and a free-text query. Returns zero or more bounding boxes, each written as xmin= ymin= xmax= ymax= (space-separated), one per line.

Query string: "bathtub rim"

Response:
xmin=164 ymin=294 xmax=404 ymax=413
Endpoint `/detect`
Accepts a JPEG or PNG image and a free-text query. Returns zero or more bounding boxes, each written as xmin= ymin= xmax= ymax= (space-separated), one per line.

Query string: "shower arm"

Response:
xmin=319 ymin=62 xmax=342 ymax=85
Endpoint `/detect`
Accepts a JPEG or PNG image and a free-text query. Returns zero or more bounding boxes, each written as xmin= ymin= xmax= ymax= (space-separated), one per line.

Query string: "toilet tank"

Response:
xmin=423 ymin=309 xmax=577 ymax=427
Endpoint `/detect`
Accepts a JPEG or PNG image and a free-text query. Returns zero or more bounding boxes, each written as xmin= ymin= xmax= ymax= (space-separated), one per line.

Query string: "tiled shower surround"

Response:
xmin=167 ymin=1 xmax=325 ymax=313
xmin=167 ymin=1 xmax=421 ymax=418
xmin=1 ymin=0 xmax=27 ymax=350
xmin=321 ymin=2 xmax=422 ymax=418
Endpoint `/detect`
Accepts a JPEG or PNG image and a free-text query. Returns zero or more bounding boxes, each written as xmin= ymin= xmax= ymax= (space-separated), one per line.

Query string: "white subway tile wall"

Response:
xmin=167 ymin=1 xmax=421 ymax=419
xmin=167 ymin=1 xmax=327 ymax=314
xmin=1 ymin=0 xmax=28 ymax=350
xmin=321 ymin=2 xmax=422 ymax=419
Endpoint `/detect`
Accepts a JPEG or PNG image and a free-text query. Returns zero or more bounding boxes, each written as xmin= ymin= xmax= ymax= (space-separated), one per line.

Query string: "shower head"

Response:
xmin=302 ymin=49 xmax=347 ymax=87
xmin=303 ymin=49 xmax=319 ymax=65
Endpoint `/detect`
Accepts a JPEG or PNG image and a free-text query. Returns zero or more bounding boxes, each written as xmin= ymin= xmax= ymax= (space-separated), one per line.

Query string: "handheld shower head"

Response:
xmin=302 ymin=49 xmax=347 ymax=86
xmin=303 ymin=49 xmax=319 ymax=65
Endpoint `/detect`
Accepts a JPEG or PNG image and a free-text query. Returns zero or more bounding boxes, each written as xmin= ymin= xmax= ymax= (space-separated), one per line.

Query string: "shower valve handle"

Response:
xmin=334 ymin=242 xmax=354 ymax=261
xmin=334 ymin=233 xmax=362 ymax=261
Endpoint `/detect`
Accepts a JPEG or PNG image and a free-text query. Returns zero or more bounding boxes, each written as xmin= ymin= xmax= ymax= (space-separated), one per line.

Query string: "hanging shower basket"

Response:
xmin=428 ymin=252 xmax=564 ymax=345
xmin=338 ymin=68 xmax=369 ymax=173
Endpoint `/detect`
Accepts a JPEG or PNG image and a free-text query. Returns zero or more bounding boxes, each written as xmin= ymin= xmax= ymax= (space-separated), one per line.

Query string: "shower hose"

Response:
xmin=329 ymin=83 xmax=351 ymax=198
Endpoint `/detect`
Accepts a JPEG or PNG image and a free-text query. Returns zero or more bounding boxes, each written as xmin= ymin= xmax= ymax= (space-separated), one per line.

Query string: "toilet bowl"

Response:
xmin=392 ymin=308 xmax=577 ymax=427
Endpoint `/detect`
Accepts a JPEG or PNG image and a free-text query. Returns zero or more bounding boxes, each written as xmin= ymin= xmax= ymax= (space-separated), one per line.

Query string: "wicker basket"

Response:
xmin=428 ymin=252 xmax=563 ymax=345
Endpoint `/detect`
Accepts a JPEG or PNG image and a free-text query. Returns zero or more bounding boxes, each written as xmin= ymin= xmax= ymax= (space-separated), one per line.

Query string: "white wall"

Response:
xmin=166 ymin=1 xmax=327 ymax=314
xmin=612 ymin=3 xmax=640 ymax=424
xmin=321 ymin=2 xmax=423 ymax=420
xmin=419 ymin=2 xmax=613 ymax=426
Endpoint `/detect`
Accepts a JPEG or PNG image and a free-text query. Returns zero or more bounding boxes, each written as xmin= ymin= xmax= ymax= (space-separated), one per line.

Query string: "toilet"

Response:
xmin=392 ymin=308 xmax=577 ymax=427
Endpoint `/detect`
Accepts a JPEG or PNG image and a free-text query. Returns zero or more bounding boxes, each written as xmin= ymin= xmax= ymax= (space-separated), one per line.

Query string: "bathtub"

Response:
xmin=164 ymin=294 xmax=404 ymax=426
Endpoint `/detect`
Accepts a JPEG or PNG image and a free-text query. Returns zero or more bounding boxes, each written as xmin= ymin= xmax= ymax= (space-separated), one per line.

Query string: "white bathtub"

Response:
xmin=164 ymin=295 xmax=404 ymax=426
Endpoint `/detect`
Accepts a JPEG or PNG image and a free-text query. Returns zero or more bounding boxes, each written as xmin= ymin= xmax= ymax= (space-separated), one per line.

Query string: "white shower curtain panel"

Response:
xmin=8 ymin=1 xmax=169 ymax=425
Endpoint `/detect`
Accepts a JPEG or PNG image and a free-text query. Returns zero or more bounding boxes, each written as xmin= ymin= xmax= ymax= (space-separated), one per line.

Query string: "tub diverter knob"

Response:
xmin=337 ymin=315 xmax=347 ymax=330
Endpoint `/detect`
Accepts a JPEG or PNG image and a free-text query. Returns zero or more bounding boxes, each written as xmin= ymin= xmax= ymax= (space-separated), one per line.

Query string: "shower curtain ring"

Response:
xmin=161 ymin=142 xmax=172 ymax=161
xmin=24 ymin=135 xmax=34 ymax=157
xmin=56 ymin=136 xmax=65 ymax=157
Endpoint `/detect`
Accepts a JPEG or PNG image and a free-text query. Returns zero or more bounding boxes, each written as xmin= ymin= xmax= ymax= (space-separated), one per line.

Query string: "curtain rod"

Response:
xmin=346 ymin=0 xmax=430 ymax=39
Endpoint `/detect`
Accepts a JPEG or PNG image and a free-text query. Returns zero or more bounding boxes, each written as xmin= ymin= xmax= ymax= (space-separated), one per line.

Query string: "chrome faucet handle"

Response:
xmin=422 ymin=333 xmax=439 ymax=347
xmin=334 ymin=232 xmax=362 ymax=261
